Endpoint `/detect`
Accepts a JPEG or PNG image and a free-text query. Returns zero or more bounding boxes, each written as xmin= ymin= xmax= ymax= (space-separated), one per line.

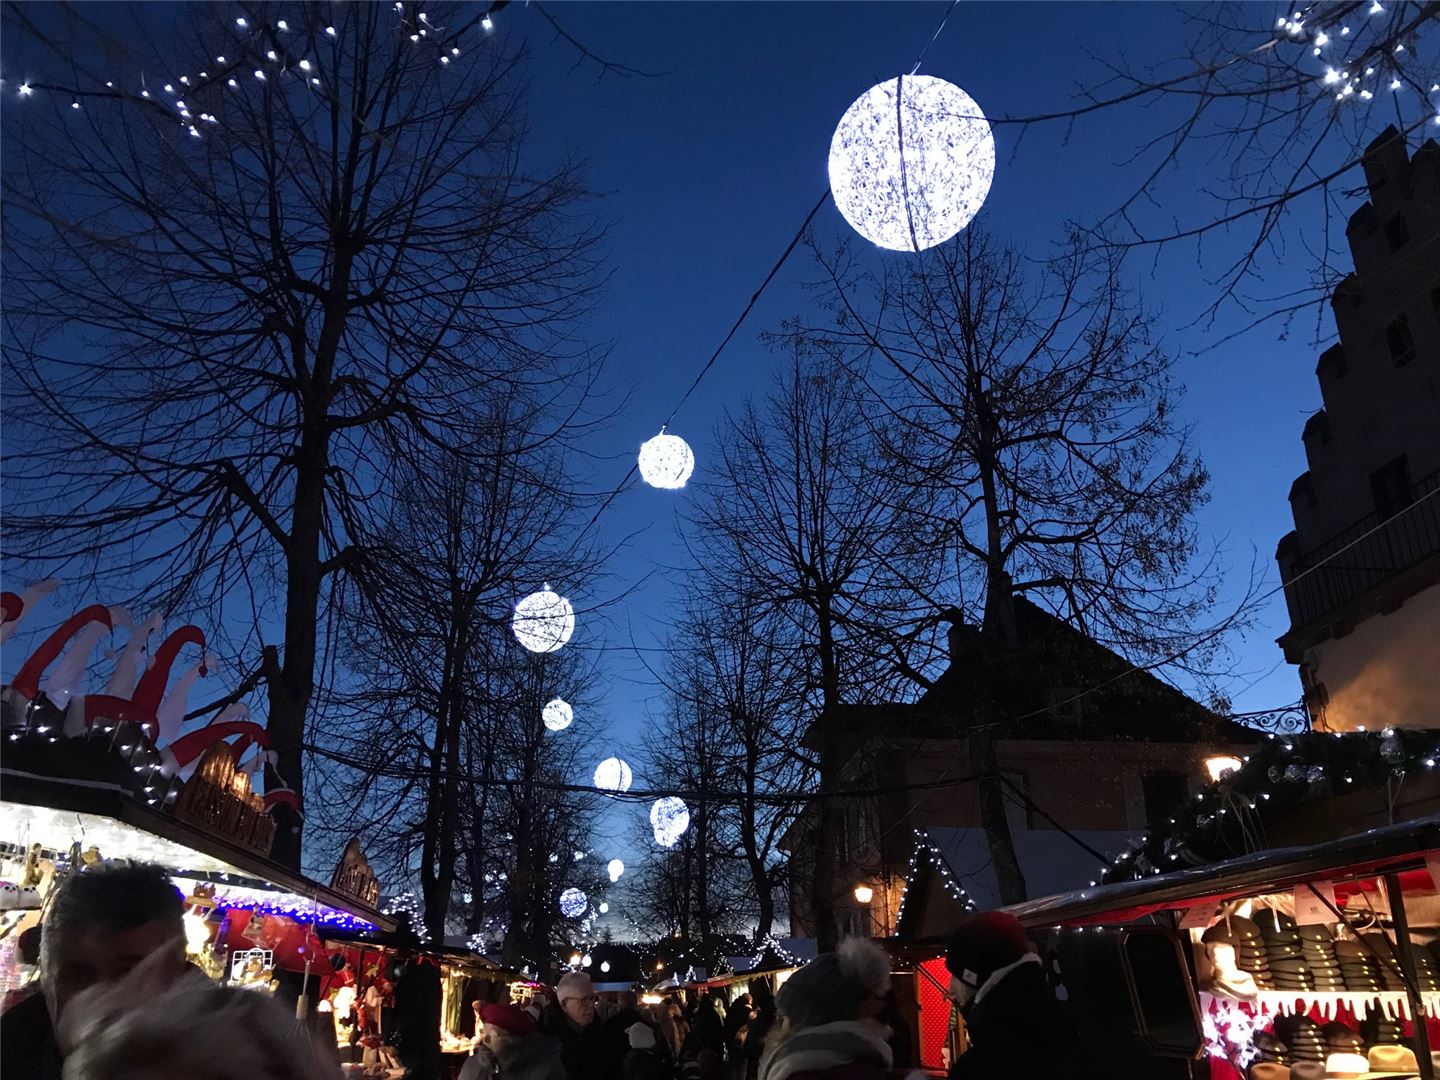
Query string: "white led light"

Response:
xmin=637 ymin=430 xmax=695 ymax=490
xmin=608 ymin=859 xmax=625 ymax=882
xmin=542 ymin=698 xmax=573 ymax=732
xmin=829 ymin=74 xmax=994 ymax=252
xmin=593 ymin=757 xmax=633 ymax=793
xmin=559 ymin=888 xmax=587 ymax=918
xmin=651 ymin=797 xmax=690 ymax=848
xmin=512 ymin=585 xmax=575 ymax=653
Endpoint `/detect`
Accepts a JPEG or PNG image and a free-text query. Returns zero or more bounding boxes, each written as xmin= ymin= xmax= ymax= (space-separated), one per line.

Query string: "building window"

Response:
xmin=1369 ymin=456 xmax=1412 ymax=521
xmin=1142 ymin=772 xmax=1188 ymax=825
xmin=1386 ymin=315 xmax=1415 ymax=367
xmin=1384 ymin=213 xmax=1409 ymax=252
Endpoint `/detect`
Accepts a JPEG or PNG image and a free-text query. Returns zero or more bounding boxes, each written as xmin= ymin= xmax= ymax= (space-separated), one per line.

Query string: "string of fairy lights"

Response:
xmin=6 ymin=0 xmax=1437 ymax=960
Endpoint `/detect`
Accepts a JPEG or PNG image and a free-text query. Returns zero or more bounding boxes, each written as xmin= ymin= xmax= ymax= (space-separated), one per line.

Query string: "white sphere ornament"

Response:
xmin=607 ymin=858 xmax=625 ymax=883
xmin=593 ymin=757 xmax=633 ymax=793
xmin=828 ymin=74 xmax=995 ymax=252
xmin=512 ymin=584 xmax=575 ymax=654
xmin=650 ymin=797 xmax=691 ymax=848
xmin=638 ymin=429 xmax=695 ymax=490
xmin=543 ymin=698 xmax=574 ymax=732
xmin=559 ymin=887 xmax=588 ymax=918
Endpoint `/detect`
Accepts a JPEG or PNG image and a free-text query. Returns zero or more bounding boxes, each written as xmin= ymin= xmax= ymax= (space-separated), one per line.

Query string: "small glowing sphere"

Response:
xmin=601 ymin=961 xmax=611 ymax=973
xmin=599 ymin=902 xmax=610 ymax=914
xmin=581 ymin=953 xmax=593 ymax=968
xmin=559 ymin=887 xmax=588 ymax=918
xmin=543 ymin=698 xmax=574 ymax=732
xmin=607 ymin=859 xmax=625 ymax=883
xmin=638 ymin=430 xmax=695 ymax=490
xmin=512 ymin=585 xmax=575 ymax=653
xmin=829 ymin=74 xmax=995 ymax=252
xmin=650 ymin=797 xmax=691 ymax=848
xmin=594 ymin=757 xmax=633 ymax=793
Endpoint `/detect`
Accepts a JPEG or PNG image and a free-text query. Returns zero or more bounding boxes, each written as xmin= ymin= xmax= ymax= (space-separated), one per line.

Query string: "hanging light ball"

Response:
xmin=599 ymin=902 xmax=610 ymax=914
xmin=637 ymin=429 xmax=695 ymax=490
xmin=828 ymin=74 xmax=995 ymax=252
xmin=512 ymin=585 xmax=575 ymax=654
xmin=594 ymin=757 xmax=633 ymax=793
xmin=607 ymin=859 xmax=625 ymax=883
xmin=651 ymin=797 xmax=691 ymax=848
xmin=558 ymin=888 xmax=588 ymax=919
xmin=542 ymin=698 xmax=574 ymax=732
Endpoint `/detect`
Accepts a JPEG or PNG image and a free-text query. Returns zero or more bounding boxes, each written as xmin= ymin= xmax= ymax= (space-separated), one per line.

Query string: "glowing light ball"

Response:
xmin=828 ymin=74 xmax=995 ymax=252
xmin=638 ymin=430 xmax=695 ymax=490
xmin=601 ymin=961 xmax=611 ymax=973
xmin=559 ymin=887 xmax=588 ymax=918
xmin=650 ymin=797 xmax=691 ymax=848
xmin=599 ymin=902 xmax=610 ymax=914
xmin=607 ymin=859 xmax=625 ymax=883
xmin=594 ymin=757 xmax=633 ymax=793
xmin=512 ymin=585 xmax=575 ymax=653
xmin=543 ymin=698 xmax=574 ymax=732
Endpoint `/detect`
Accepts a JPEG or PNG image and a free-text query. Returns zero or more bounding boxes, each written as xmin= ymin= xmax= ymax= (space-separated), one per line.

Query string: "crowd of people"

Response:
xmin=0 ymin=861 xmax=1076 ymax=1080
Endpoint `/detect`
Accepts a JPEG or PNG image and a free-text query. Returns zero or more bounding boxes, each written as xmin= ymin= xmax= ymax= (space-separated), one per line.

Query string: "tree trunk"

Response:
xmin=969 ymin=720 xmax=1027 ymax=905
xmin=811 ymin=603 xmax=842 ymax=952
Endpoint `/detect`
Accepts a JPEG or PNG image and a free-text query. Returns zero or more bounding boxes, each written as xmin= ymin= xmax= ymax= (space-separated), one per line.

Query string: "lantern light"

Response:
xmin=1205 ymin=755 xmax=1243 ymax=783
xmin=512 ymin=585 xmax=575 ymax=653
xmin=853 ymin=884 xmax=874 ymax=904
xmin=594 ymin=757 xmax=633 ymax=793
xmin=559 ymin=888 xmax=588 ymax=919
xmin=650 ymin=797 xmax=690 ymax=847
xmin=828 ymin=74 xmax=995 ymax=252
xmin=543 ymin=698 xmax=574 ymax=732
xmin=638 ymin=430 xmax=695 ymax=490
xmin=607 ymin=859 xmax=625 ymax=883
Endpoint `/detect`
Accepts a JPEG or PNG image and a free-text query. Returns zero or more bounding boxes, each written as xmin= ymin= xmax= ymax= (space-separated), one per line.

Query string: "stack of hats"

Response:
xmin=1255 ymin=908 xmax=1315 ymax=993
xmin=1358 ymin=932 xmax=1407 ymax=991
xmin=1271 ymin=1015 xmax=1326 ymax=1064
xmin=1360 ymin=1003 xmax=1405 ymax=1049
xmin=1320 ymin=1021 xmax=1365 ymax=1057
xmin=1412 ymin=945 xmax=1440 ymax=990
xmin=1334 ymin=939 xmax=1384 ymax=993
xmin=1295 ymin=923 xmax=1346 ymax=992
xmin=1203 ymin=916 xmax=1273 ymax=989
xmin=1252 ymin=1029 xmax=1291 ymax=1068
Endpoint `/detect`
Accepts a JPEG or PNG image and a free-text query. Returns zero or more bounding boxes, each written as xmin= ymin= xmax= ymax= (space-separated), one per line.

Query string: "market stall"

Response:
xmin=1000 ymin=817 xmax=1440 ymax=1080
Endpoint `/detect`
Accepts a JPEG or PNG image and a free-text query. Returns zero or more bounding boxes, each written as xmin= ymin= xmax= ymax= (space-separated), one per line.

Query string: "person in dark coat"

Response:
xmin=756 ymin=939 xmax=893 ymax=1080
xmin=541 ymin=972 xmax=621 ymax=1080
xmin=873 ymin=991 xmax=912 ymax=1070
xmin=943 ymin=911 xmax=1085 ymax=1080
xmin=742 ymin=996 xmax=776 ymax=1080
xmin=463 ymin=1002 xmax=568 ymax=1080
xmin=623 ymin=1020 xmax=672 ymax=1080
xmin=691 ymin=994 xmax=726 ymax=1062
xmin=393 ymin=949 xmax=443 ymax=1080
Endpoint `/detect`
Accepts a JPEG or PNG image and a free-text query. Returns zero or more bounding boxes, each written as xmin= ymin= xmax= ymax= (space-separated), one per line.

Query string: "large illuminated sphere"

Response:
xmin=607 ymin=859 xmax=625 ymax=883
xmin=512 ymin=585 xmax=575 ymax=653
xmin=559 ymin=887 xmax=588 ymax=918
xmin=543 ymin=698 xmax=574 ymax=732
xmin=650 ymin=797 xmax=691 ymax=848
xmin=594 ymin=757 xmax=633 ymax=793
xmin=638 ymin=430 xmax=695 ymax=490
xmin=828 ymin=74 xmax=995 ymax=252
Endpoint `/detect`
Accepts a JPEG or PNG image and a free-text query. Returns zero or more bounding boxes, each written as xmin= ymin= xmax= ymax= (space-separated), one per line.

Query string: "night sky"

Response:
xmin=4 ymin=2 xmax=1393 ymax=862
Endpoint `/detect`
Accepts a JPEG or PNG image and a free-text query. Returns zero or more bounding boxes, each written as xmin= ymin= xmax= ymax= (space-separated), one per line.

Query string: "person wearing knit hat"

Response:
xmin=943 ymin=912 xmax=1087 ymax=1080
xmin=461 ymin=1002 xmax=567 ymax=1080
xmin=623 ymin=1021 xmax=670 ymax=1080
xmin=758 ymin=939 xmax=894 ymax=1080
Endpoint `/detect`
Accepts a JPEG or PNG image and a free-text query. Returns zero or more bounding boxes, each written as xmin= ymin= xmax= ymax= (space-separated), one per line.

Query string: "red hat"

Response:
xmin=481 ymin=1003 xmax=537 ymax=1037
xmin=944 ymin=912 xmax=1031 ymax=988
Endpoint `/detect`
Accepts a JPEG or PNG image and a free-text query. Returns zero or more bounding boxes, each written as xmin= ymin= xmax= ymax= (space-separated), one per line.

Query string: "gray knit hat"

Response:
xmin=775 ymin=939 xmax=890 ymax=1031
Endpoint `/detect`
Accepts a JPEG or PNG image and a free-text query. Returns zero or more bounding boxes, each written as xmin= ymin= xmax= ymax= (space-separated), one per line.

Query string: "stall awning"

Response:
xmin=999 ymin=815 xmax=1440 ymax=929
xmin=2 ymin=766 xmax=394 ymax=932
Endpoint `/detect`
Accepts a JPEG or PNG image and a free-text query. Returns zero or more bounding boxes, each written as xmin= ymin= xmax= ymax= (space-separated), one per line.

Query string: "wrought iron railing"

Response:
xmin=1283 ymin=469 xmax=1440 ymax=633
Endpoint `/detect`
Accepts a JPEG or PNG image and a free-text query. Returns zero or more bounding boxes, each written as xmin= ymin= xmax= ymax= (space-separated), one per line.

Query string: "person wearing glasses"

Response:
xmin=541 ymin=972 xmax=619 ymax=1080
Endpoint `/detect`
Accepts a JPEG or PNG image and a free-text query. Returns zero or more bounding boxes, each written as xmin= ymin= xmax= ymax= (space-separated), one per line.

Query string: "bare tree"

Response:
xmin=685 ymin=344 xmax=934 ymax=949
xmin=792 ymin=229 xmax=1248 ymax=902
xmin=1 ymin=2 xmax=605 ymax=866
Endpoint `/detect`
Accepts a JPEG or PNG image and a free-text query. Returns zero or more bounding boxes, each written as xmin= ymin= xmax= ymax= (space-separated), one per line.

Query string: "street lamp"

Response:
xmin=853 ymin=883 xmax=874 ymax=905
xmin=1205 ymin=755 xmax=1243 ymax=783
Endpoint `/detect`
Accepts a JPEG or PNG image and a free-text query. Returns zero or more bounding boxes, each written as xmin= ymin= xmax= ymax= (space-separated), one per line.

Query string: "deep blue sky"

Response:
xmin=7 ymin=2 xmax=1399 ymax=869
xmin=508 ymin=0 xmax=1348 ymax=765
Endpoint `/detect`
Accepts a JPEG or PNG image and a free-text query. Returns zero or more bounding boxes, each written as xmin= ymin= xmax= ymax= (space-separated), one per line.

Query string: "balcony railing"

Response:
xmin=1283 ymin=468 xmax=1440 ymax=634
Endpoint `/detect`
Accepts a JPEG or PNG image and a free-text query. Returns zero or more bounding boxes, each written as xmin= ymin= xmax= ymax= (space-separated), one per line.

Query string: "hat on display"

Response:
xmin=944 ymin=912 xmax=1031 ymax=989
xmin=1366 ymin=1044 xmax=1418 ymax=1073
xmin=1250 ymin=1064 xmax=1291 ymax=1080
xmin=1290 ymin=1063 xmax=1324 ymax=1080
xmin=480 ymin=1003 xmax=538 ymax=1037
xmin=1320 ymin=1053 xmax=1369 ymax=1078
